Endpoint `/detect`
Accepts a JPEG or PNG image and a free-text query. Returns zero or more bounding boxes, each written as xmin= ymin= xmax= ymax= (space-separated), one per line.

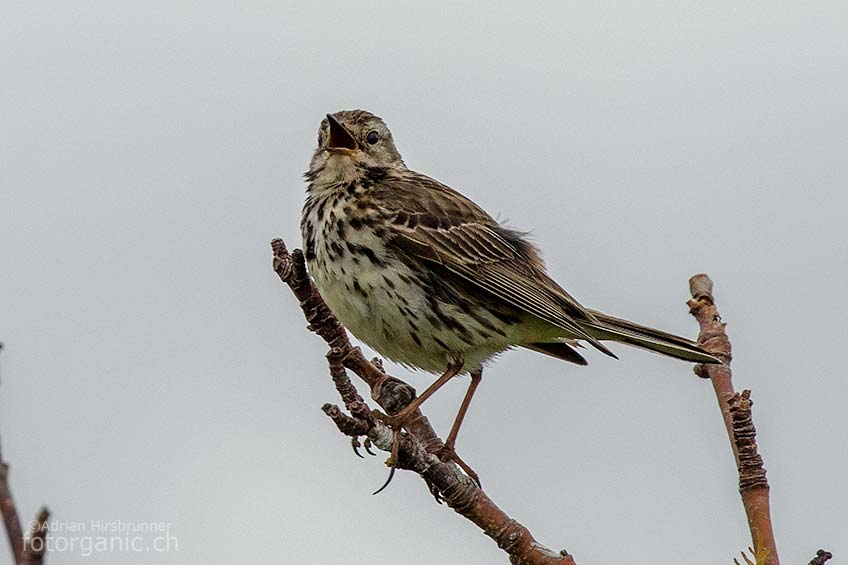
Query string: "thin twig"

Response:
xmin=0 ymin=441 xmax=24 ymax=563
xmin=808 ymin=549 xmax=833 ymax=565
xmin=1 ymin=346 xmax=50 ymax=565
xmin=21 ymin=507 xmax=49 ymax=565
xmin=272 ymin=238 xmax=576 ymax=565
xmin=1 ymin=443 xmax=50 ymax=565
xmin=688 ymin=274 xmax=779 ymax=565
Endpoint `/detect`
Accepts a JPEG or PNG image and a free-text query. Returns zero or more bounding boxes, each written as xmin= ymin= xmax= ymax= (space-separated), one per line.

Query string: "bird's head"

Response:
xmin=308 ymin=110 xmax=405 ymax=182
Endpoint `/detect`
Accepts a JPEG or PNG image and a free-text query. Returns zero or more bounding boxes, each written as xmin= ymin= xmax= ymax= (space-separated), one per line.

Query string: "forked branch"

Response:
xmin=272 ymin=242 xmax=828 ymax=565
xmin=0 ymin=440 xmax=50 ymax=565
xmin=272 ymin=238 xmax=575 ymax=565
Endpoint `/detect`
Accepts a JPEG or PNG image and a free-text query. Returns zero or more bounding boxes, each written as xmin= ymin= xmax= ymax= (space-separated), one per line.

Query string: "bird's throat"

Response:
xmin=313 ymin=153 xmax=365 ymax=187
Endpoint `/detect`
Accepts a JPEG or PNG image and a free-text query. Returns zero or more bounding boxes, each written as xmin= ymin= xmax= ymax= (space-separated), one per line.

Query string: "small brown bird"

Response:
xmin=301 ymin=110 xmax=718 ymax=482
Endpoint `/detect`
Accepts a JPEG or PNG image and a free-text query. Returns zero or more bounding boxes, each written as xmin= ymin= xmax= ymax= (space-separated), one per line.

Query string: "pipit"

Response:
xmin=301 ymin=110 xmax=718 ymax=485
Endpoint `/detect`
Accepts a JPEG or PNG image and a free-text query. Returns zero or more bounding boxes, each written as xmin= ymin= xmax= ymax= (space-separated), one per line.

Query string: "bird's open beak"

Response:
xmin=326 ymin=113 xmax=358 ymax=151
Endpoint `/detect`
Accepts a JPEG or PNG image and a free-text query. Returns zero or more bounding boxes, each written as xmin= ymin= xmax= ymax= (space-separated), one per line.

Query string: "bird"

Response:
xmin=301 ymin=109 xmax=719 ymax=484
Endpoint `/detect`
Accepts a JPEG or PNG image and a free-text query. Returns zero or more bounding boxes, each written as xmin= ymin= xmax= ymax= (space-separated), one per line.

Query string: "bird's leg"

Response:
xmin=433 ymin=369 xmax=483 ymax=486
xmin=372 ymin=360 xmax=463 ymax=494
xmin=374 ymin=359 xmax=463 ymax=427
xmin=444 ymin=369 xmax=482 ymax=452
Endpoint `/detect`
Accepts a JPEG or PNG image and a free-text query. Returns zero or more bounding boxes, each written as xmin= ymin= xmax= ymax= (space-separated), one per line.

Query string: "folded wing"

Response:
xmin=379 ymin=171 xmax=617 ymax=358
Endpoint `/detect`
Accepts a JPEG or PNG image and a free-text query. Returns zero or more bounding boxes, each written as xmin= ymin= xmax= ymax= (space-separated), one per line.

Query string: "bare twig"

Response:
xmin=21 ymin=507 xmax=49 ymax=565
xmin=274 ymin=245 xmax=826 ymax=564
xmin=272 ymin=238 xmax=576 ymax=565
xmin=1 ymin=442 xmax=50 ymax=565
xmin=1 ymin=345 xmax=51 ymax=565
xmin=688 ymin=274 xmax=779 ymax=565
xmin=0 ymin=442 xmax=24 ymax=563
xmin=734 ymin=547 xmax=756 ymax=565
xmin=808 ymin=549 xmax=833 ymax=565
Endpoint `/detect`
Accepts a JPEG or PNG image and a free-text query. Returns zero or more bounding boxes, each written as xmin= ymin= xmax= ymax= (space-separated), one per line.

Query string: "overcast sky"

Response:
xmin=1 ymin=2 xmax=846 ymax=564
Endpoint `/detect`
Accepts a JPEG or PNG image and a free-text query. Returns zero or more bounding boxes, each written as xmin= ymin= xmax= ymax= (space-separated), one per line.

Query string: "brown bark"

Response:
xmin=21 ymin=507 xmax=49 ymax=565
xmin=688 ymin=274 xmax=779 ymax=565
xmin=808 ymin=549 xmax=833 ymax=564
xmin=272 ymin=238 xmax=575 ymax=565
xmin=0 ymin=441 xmax=50 ymax=565
xmin=271 ymin=242 xmax=830 ymax=564
xmin=0 ymin=444 xmax=24 ymax=563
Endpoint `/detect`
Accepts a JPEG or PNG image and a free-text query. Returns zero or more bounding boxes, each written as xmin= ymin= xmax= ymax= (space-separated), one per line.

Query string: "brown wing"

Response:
xmin=376 ymin=170 xmax=616 ymax=358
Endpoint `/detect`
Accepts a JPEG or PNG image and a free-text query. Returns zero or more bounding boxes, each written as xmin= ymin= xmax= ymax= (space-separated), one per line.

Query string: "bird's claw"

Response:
xmin=351 ymin=437 xmax=364 ymax=458
xmin=372 ymin=427 xmax=403 ymax=495
xmin=363 ymin=437 xmax=376 ymax=456
xmin=369 ymin=408 xmax=413 ymax=495
xmin=351 ymin=436 xmax=377 ymax=459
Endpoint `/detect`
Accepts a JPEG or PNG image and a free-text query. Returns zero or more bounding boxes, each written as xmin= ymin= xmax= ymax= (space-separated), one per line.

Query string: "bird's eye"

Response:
xmin=366 ymin=131 xmax=380 ymax=145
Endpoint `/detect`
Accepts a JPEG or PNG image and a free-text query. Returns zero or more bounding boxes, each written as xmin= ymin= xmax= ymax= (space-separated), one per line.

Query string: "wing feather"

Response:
xmin=379 ymin=171 xmax=616 ymax=358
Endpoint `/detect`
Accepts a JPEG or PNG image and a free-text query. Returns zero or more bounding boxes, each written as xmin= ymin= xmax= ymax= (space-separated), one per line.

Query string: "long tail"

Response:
xmin=582 ymin=309 xmax=720 ymax=364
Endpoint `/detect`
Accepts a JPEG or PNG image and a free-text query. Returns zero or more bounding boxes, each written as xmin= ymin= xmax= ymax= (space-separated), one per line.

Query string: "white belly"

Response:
xmin=301 ymin=189 xmax=553 ymax=373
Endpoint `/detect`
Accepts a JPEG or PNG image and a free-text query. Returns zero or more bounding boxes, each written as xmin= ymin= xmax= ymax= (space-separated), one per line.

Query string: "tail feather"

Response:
xmin=583 ymin=309 xmax=720 ymax=364
xmin=523 ymin=341 xmax=588 ymax=366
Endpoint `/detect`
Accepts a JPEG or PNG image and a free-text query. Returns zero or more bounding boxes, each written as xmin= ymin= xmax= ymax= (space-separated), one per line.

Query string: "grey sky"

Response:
xmin=1 ymin=2 xmax=846 ymax=563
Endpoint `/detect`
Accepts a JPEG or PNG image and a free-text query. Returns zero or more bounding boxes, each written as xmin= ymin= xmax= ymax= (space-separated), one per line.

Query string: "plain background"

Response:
xmin=1 ymin=2 xmax=846 ymax=563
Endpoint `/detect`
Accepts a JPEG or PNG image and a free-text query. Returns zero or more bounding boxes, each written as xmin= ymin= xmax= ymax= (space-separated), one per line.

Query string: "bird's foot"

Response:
xmin=370 ymin=409 xmax=413 ymax=495
xmin=373 ymin=410 xmax=482 ymax=489
xmin=350 ymin=436 xmax=377 ymax=458
xmin=429 ymin=443 xmax=482 ymax=488
xmin=371 ymin=409 xmax=403 ymax=429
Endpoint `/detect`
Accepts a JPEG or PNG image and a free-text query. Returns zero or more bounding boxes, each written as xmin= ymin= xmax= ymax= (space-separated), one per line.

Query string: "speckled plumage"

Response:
xmin=301 ymin=110 xmax=718 ymax=376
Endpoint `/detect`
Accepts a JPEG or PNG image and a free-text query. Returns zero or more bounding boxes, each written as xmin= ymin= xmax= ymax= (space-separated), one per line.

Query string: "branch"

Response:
xmin=21 ymin=507 xmax=49 ymax=565
xmin=272 ymin=238 xmax=575 ymax=565
xmin=688 ymin=274 xmax=780 ymax=565
xmin=0 ymin=441 xmax=50 ymax=565
xmin=808 ymin=549 xmax=833 ymax=565
xmin=0 ymin=442 xmax=24 ymax=563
